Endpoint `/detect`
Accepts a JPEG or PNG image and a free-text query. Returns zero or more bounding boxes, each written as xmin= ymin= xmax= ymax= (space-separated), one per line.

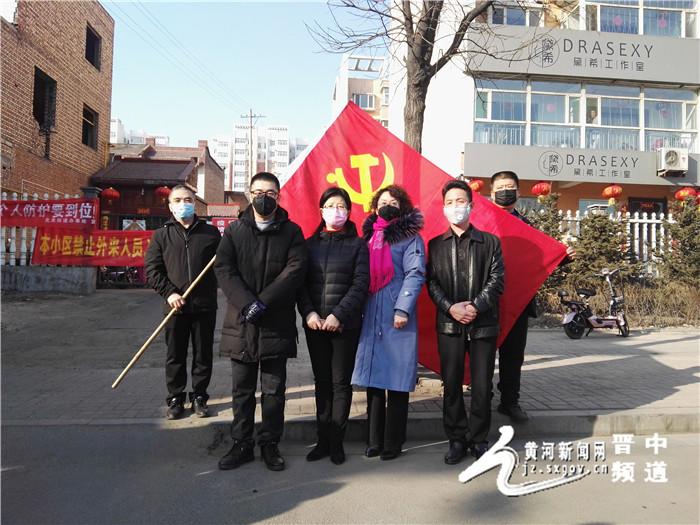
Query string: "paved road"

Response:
xmin=2 ymin=425 xmax=698 ymax=525
xmin=1 ymin=289 xmax=698 ymax=438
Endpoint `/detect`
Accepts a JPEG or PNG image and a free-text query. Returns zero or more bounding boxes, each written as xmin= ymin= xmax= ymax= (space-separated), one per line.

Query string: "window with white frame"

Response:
xmin=352 ymin=93 xmax=375 ymax=110
xmin=490 ymin=1 xmax=580 ymax=29
xmin=473 ymin=79 xmax=698 ymax=151
xmin=381 ymin=86 xmax=390 ymax=106
xmin=586 ymin=0 xmax=697 ymax=38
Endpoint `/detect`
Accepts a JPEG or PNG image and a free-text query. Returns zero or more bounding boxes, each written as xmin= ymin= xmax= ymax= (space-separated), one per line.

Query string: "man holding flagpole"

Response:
xmin=145 ymin=185 xmax=221 ymax=420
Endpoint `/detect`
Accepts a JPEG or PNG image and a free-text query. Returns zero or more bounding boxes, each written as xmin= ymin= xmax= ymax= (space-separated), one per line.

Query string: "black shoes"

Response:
xmin=379 ymin=449 xmax=401 ymax=461
xmin=444 ymin=440 xmax=468 ymax=465
xmin=191 ymin=396 xmax=210 ymax=418
xmin=218 ymin=442 xmax=255 ymax=470
xmin=306 ymin=442 xmax=330 ymax=462
xmin=260 ymin=443 xmax=285 ymax=471
xmin=471 ymin=442 xmax=489 ymax=460
xmin=166 ymin=398 xmax=185 ymax=420
xmin=364 ymin=445 xmax=382 ymax=458
xmin=330 ymin=443 xmax=346 ymax=465
xmin=498 ymin=403 xmax=530 ymax=423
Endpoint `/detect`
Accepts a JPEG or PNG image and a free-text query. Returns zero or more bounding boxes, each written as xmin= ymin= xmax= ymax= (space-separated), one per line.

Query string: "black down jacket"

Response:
xmin=214 ymin=205 xmax=307 ymax=362
xmin=297 ymin=221 xmax=369 ymax=331
xmin=427 ymin=225 xmax=505 ymax=339
xmin=145 ymin=217 xmax=221 ymax=314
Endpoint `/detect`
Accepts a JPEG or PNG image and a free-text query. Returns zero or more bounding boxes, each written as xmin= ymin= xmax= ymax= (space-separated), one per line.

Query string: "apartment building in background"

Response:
xmin=387 ymin=0 xmax=699 ymax=215
xmin=333 ymin=54 xmax=391 ymax=128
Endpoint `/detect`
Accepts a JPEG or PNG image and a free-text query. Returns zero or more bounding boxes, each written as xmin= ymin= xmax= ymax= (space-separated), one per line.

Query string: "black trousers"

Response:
xmin=230 ymin=356 xmax=287 ymax=446
xmin=437 ymin=333 xmax=497 ymax=444
xmin=164 ymin=310 xmax=215 ymax=403
xmin=366 ymin=387 xmax=409 ymax=452
xmin=498 ymin=310 xmax=529 ymax=405
xmin=305 ymin=328 xmax=359 ymax=447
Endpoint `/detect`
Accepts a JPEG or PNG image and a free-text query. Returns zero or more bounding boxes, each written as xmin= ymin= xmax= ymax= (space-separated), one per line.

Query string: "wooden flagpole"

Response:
xmin=111 ymin=255 xmax=217 ymax=389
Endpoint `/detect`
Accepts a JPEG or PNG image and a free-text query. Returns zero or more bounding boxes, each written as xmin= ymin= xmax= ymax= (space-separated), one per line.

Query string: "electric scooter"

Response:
xmin=558 ymin=268 xmax=629 ymax=339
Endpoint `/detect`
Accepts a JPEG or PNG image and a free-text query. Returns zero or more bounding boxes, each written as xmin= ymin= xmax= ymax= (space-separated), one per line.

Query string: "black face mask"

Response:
xmin=252 ymin=195 xmax=277 ymax=217
xmin=494 ymin=189 xmax=518 ymax=207
xmin=377 ymin=204 xmax=401 ymax=221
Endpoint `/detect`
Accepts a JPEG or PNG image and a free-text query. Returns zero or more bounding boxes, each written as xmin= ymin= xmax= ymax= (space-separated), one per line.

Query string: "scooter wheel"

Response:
xmin=564 ymin=314 xmax=586 ymax=339
xmin=618 ymin=314 xmax=630 ymax=337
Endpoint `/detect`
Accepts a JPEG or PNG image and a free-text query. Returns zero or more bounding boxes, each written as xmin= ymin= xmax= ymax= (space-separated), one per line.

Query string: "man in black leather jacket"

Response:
xmin=427 ymin=180 xmax=504 ymax=464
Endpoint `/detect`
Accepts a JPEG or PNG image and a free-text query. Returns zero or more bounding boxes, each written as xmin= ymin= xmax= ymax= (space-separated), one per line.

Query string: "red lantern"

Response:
xmin=602 ymin=184 xmax=622 ymax=205
xmin=674 ymin=187 xmax=697 ymax=202
xmin=101 ymin=187 xmax=120 ymax=204
xmin=468 ymin=179 xmax=484 ymax=193
xmin=155 ymin=186 xmax=171 ymax=203
xmin=531 ymin=181 xmax=551 ymax=200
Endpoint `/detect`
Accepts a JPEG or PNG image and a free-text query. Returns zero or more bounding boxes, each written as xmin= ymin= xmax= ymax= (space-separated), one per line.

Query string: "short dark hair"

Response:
xmin=250 ymin=171 xmax=280 ymax=191
xmin=441 ymin=180 xmax=472 ymax=202
xmin=319 ymin=187 xmax=351 ymax=212
xmin=168 ymin=184 xmax=195 ymax=201
xmin=490 ymin=171 xmax=520 ymax=188
xmin=370 ymin=184 xmax=413 ymax=213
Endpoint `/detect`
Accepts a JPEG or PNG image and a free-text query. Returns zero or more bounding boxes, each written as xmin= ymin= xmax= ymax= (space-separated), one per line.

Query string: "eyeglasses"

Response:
xmin=250 ymin=190 xmax=279 ymax=198
xmin=322 ymin=204 xmax=347 ymax=210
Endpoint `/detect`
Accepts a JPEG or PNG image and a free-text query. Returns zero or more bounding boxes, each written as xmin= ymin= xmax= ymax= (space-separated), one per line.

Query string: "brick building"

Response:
xmin=91 ymin=138 xmax=225 ymax=230
xmin=0 ymin=0 xmax=114 ymax=196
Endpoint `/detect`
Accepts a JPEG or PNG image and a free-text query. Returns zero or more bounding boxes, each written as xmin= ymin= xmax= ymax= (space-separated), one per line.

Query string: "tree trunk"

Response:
xmin=403 ymin=59 xmax=430 ymax=153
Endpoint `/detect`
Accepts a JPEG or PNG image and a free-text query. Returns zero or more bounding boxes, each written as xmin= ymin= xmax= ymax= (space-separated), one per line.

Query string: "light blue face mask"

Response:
xmin=171 ymin=202 xmax=195 ymax=220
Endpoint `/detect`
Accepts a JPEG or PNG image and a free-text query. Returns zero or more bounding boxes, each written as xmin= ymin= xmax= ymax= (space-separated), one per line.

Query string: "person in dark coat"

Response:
xmin=352 ymin=185 xmax=426 ymax=461
xmin=214 ymin=172 xmax=307 ymax=472
xmin=427 ymin=180 xmax=505 ymax=463
xmin=297 ymin=187 xmax=369 ymax=465
xmin=144 ymin=185 xmax=221 ymax=420
xmin=490 ymin=171 xmax=575 ymax=424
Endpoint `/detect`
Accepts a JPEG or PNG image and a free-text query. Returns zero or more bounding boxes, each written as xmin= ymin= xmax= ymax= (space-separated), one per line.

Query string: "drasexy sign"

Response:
xmin=468 ymin=26 xmax=700 ymax=85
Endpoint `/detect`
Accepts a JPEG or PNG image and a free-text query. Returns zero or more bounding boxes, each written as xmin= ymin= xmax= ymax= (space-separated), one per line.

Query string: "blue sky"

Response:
xmin=103 ymin=1 xmax=357 ymax=146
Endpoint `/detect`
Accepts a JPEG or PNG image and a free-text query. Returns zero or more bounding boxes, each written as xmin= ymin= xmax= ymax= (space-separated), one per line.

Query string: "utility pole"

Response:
xmin=240 ymin=109 xmax=265 ymax=192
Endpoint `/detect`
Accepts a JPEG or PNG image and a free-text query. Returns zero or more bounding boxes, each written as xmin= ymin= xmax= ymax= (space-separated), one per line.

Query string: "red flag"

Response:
xmin=282 ymin=102 xmax=566 ymax=382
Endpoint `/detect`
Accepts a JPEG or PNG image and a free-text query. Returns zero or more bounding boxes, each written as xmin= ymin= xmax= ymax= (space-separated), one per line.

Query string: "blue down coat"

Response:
xmin=351 ymin=209 xmax=426 ymax=392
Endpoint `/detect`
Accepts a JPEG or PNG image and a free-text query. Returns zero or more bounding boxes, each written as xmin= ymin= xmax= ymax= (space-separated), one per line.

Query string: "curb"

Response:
xmin=4 ymin=410 xmax=697 ymax=441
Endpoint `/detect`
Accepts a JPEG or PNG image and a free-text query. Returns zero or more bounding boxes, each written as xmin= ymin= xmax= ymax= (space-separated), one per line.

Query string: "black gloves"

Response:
xmin=242 ymin=300 xmax=267 ymax=325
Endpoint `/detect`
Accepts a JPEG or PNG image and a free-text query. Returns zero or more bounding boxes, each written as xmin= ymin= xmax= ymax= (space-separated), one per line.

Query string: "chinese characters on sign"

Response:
xmin=32 ymin=228 xmax=153 ymax=266
xmin=1 ymin=199 xmax=99 ymax=228
xmin=211 ymin=217 xmax=237 ymax=235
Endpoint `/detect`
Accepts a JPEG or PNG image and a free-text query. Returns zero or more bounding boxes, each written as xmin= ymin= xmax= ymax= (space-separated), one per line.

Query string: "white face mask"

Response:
xmin=321 ymin=207 xmax=348 ymax=229
xmin=443 ymin=204 xmax=471 ymax=225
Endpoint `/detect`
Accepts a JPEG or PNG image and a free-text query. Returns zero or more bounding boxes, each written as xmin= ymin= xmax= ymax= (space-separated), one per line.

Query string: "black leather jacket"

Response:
xmin=427 ymin=225 xmax=505 ymax=339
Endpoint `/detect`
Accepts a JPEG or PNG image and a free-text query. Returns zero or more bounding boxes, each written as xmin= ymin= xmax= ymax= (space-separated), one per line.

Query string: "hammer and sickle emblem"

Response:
xmin=326 ymin=153 xmax=395 ymax=212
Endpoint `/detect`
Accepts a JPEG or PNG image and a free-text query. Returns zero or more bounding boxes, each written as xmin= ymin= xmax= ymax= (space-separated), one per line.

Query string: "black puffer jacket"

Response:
xmin=427 ymin=225 xmax=504 ymax=339
xmin=214 ymin=205 xmax=307 ymax=362
xmin=297 ymin=221 xmax=369 ymax=331
xmin=145 ymin=217 xmax=221 ymax=314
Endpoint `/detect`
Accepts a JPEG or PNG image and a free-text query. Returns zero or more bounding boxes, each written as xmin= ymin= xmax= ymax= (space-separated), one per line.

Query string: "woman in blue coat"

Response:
xmin=351 ymin=184 xmax=426 ymax=460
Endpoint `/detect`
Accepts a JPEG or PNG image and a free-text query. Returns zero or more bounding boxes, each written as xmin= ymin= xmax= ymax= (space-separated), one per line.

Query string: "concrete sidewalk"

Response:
xmin=2 ymin=289 xmax=698 ymax=440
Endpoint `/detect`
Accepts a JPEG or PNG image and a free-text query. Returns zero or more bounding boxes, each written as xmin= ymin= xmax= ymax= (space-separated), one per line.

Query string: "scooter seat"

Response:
xmin=576 ymin=288 xmax=596 ymax=298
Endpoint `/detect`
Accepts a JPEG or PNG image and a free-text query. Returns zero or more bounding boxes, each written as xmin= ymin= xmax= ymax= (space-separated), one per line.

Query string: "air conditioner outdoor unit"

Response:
xmin=657 ymin=147 xmax=689 ymax=175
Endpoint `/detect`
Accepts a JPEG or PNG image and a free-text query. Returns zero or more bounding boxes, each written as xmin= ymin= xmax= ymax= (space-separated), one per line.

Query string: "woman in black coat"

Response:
xmin=297 ymin=187 xmax=370 ymax=464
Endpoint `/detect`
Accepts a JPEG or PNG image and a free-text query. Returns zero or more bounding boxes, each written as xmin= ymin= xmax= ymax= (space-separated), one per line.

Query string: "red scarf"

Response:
xmin=368 ymin=216 xmax=395 ymax=293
